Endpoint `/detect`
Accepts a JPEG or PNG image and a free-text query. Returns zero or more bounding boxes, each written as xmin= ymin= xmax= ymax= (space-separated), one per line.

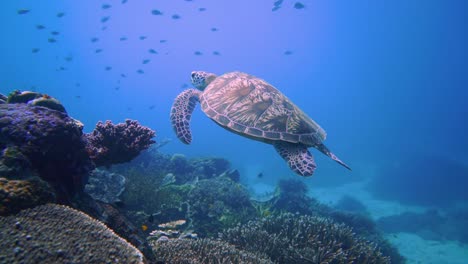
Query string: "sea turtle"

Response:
xmin=170 ymin=71 xmax=351 ymax=176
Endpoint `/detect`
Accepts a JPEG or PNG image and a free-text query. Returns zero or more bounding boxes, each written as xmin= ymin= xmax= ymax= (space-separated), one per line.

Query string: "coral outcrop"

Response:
xmin=84 ymin=119 xmax=156 ymax=167
xmin=84 ymin=169 xmax=126 ymax=203
xmin=0 ymin=204 xmax=144 ymax=263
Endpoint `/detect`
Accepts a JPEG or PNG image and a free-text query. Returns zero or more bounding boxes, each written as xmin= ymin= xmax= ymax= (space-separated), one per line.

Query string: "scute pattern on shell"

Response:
xmin=200 ymin=72 xmax=326 ymax=146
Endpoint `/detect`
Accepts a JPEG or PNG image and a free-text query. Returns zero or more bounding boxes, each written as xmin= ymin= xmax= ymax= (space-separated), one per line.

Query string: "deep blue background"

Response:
xmin=1 ymin=0 xmax=467 ymax=187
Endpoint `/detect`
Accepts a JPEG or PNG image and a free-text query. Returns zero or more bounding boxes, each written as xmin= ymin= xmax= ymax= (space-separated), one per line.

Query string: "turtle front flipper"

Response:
xmin=170 ymin=89 xmax=201 ymax=144
xmin=316 ymin=143 xmax=351 ymax=171
xmin=274 ymin=141 xmax=316 ymax=177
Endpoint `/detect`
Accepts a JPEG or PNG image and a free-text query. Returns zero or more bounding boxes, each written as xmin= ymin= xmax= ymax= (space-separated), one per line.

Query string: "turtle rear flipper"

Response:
xmin=170 ymin=89 xmax=201 ymax=144
xmin=274 ymin=141 xmax=316 ymax=177
xmin=316 ymin=143 xmax=351 ymax=171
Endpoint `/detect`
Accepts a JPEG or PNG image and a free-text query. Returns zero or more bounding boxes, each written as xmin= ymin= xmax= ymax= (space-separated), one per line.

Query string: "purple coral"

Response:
xmin=84 ymin=119 xmax=155 ymax=167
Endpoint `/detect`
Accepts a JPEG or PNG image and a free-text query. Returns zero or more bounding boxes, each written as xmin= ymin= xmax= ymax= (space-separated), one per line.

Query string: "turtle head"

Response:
xmin=191 ymin=71 xmax=217 ymax=91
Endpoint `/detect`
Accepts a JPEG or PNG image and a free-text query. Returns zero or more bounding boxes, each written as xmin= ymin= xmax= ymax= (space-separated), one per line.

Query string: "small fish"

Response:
xmin=272 ymin=6 xmax=281 ymax=12
xmin=139 ymin=36 xmax=147 ymax=40
xmin=48 ymin=38 xmax=57 ymax=43
xmin=151 ymin=9 xmax=163 ymax=16
xmin=294 ymin=2 xmax=305 ymax=9
xmin=76 ymin=83 xmax=81 ymax=87
xmin=148 ymin=49 xmax=158 ymax=54
xmin=95 ymin=48 xmax=103 ymax=53
xmin=102 ymin=4 xmax=112 ymax=9
xmin=159 ymin=39 xmax=167 ymax=43
xmin=36 ymin=24 xmax=45 ymax=30
xmin=115 ymin=86 xmax=120 ymax=90
xmin=120 ymin=73 xmax=127 ymax=78
xmin=56 ymin=12 xmax=65 ymax=18
xmin=75 ymin=95 xmax=81 ymax=99
xmin=172 ymin=14 xmax=181 ymax=20
xmin=257 ymin=172 xmax=264 ymax=178
xmin=137 ymin=69 xmax=144 ymax=74
xmin=32 ymin=48 xmax=40 ymax=53
xmin=148 ymin=214 xmax=154 ymax=223
xmin=210 ymin=27 xmax=218 ymax=32
xmin=198 ymin=7 xmax=207 ymax=12
xmin=101 ymin=16 xmax=110 ymax=23
xmin=105 ymin=66 xmax=112 ymax=71
xmin=284 ymin=50 xmax=293 ymax=55
xmin=51 ymin=31 xmax=60 ymax=36
xmin=142 ymin=59 xmax=150 ymax=64
xmin=213 ymin=51 xmax=220 ymax=56
xmin=57 ymin=66 xmax=67 ymax=71
xmin=101 ymin=26 xmax=107 ymax=31
xmin=127 ymin=107 xmax=133 ymax=111
xmin=141 ymin=225 xmax=148 ymax=231
xmin=91 ymin=37 xmax=99 ymax=43
xmin=64 ymin=56 xmax=73 ymax=62
xmin=194 ymin=51 xmax=203 ymax=56
xmin=17 ymin=9 xmax=30 ymax=15
xmin=149 ymin=105 xmax=156 ymax=110
xmin=122 ymin=0 xmax=128 ymax=3
xmin=274 ymin=0 xmax=283 ymax=6
xmin=120 ymin=36 xmax=127 ymax=41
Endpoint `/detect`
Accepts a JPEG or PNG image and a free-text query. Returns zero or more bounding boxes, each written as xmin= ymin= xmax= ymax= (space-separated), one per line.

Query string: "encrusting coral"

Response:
xmin=0 ymin=203 xmax=144 ymax=264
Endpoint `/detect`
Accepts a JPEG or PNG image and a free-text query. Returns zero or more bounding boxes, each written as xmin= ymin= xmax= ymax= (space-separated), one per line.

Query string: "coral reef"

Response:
xmin=0 ymin=103 xmax=93 ymax=200
xmin=84 ymin=169 xmax=126 ymax=203
xmin=0 ymin=177 xmax=55 ymax=216
xmin=0 ymin=204 xmax=144 ymax=263
xmin=187 ymin=175 xmax=257 ymax=236
xmin=6 ymin=90 xmax=67 ymax=113
xmin=367 ymin=155 xmax=468 ymax=206
xmin=220 ymin=213 xmax=390 ymax=264
xmin=84 ymin=119 xmax=155 ymax=167
xmin=151 ymin=238 xmax=272 ymax=264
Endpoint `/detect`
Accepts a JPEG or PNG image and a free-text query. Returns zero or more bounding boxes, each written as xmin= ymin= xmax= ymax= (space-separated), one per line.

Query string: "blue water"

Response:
xmin=1 ymin=1 xmax=467 ymax=261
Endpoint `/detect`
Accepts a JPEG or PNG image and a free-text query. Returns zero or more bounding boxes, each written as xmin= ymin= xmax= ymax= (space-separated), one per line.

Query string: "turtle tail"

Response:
xmin=170 ymin=89 xmax=200 ymax=144
xmin=316 ymin=143 xmax=351 ymax=171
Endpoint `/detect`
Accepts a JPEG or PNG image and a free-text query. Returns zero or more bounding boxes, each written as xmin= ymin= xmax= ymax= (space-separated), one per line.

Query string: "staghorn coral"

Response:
xmin=0 ymin=203 xmax=144 ymax=263
xmin=0 ymin=177 xmax=55 ymax=216
xmin=151 ymin=238 xmax=272 ymax=264
xmin=220 ymin=213 xmax=390 ymax=264
xmin=84 ymin=119 xmax=155 ymax=167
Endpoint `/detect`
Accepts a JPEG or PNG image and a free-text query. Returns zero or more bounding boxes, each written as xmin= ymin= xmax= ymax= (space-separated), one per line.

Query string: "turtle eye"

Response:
xmin=191 ymin=72 xmax=196 ymax=78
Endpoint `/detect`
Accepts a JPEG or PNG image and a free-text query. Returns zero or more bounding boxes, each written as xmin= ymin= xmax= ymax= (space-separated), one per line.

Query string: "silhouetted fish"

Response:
xmin=122 ymin=0 xmax=128 ymax=4
xmin=105 ymin=66 xmax=112 ymax=71
xmin=151 ymin=9 xmax=163 ymax=15
xmin=274 ymin=0 xmax=283 ymax=6
xmin=139 ymin=36 xmax=147 ymax=40
xmin=32 ymin=48 xmax=40 ymax=53
xmin=284 ymin=50 xmax=293 ymax=55
xmin=17 ymin=9 xmax=30 ymax=15
xmin=172 ymin=14 xmax=181 ymax=19
xmin=64 ymin=56 xmax=73 ymax=62
xmin=149 ymin=105 xmax=156 ymax=110
xmin=36 ymin=25 xmax=45 ymax=30
xmin=75 ymin=95 xmax=81 ymax=99
xmin=211 ymin=27 xmax=218 ymax=32
xmin=48 ymin=38 xmax=57 ymax=43
xmin=51 ymin=31 xmax=60 ymax=35
xmin=120 ymin=73 xmax=127 ymax=78
xmin=56 ymin=12 xmax=65 ymax=18
xmin=148 ymin=214 xmax=154 ymax=223
xmin=137 ymin=69 xmax=144 ymax=74
xmin=120 ymin=36 xmax=127 ymax=41
xmin=213 ymin=51 xmax=221 ymax=56
xmin=102 ymin=4 xmax=112 ymax=9
xmin=272 ymin=6 xmax=281 ymax=11
xmin=198 ymin=7 xmax=206 ymax=12
xmin=160 ymin=39 xmax=167 ymax=43
xmin=95 ymin=48 xmax=103 ymax=53
xmin=148 ymin=49 xmax=158 ymax=54
xmin=257 ymin=172 xmax=264 ymax=178
xmin=91 ymin=37 xmax=99 ymax=43
xmin=294 ymin=2 xmax=305 ymax=9
xmin=101 ymin=16 xmax=110 ymax=23
xmin=142 ymin=59 xmax=150 ymax=64
xmin=194 ymin=51 xmax=203 ymax=56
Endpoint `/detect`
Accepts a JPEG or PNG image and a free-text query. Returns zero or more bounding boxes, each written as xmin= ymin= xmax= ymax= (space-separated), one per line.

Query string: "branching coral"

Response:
xmin=220 ymin=213 xmax=390 ymax=264
xmin=151 ymin=238 xmax=272 ymax=264
xmin=84 ymin=119 xmax=155 ymax=167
